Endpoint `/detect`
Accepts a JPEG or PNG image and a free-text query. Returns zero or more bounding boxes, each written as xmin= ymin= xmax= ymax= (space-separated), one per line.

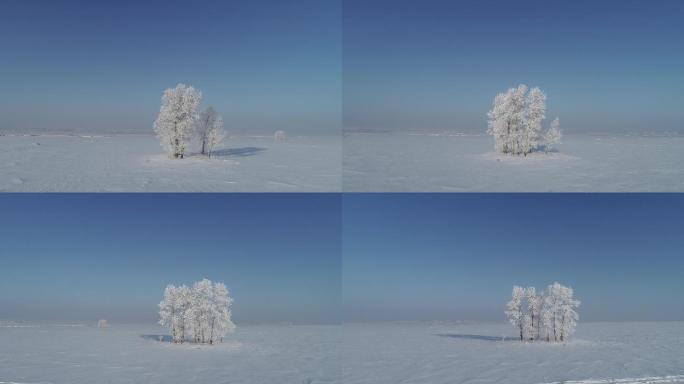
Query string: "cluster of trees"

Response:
xmin=158 ymin=278 xmax=235 ymax=344
xmin=505 ymin=282 xmax=580 ymax=343
xmin=153 ymin=84 xmax=225 ymax=159
xmin=487 ymin=84 xmax=562 ymax=155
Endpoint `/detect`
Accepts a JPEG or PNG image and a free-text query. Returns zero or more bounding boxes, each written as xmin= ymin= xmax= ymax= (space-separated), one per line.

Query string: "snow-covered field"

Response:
xmin=0 ymin=135 xmax=341 ymax=192
xmin=2 ymin=322 xmax=682 ymax=384
xmin=342 ymin=322 xmax=684 ymax=384
xmin=343 ymin=133 xmax=684 ymax=192
xmin=0 ymin=323 xmax=340 ymax=384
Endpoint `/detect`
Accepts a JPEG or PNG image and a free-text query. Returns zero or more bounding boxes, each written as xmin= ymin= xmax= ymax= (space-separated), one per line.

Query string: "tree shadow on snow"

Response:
xmin=538 ymin=146 xmax=559 ymax=154
xmin=211 ymin=147 xmax=267 ymax=158
xmin=140 ymin=334 xmax=174 ymax=343
xmin=433 ymin=333 xmax=518 ymax=342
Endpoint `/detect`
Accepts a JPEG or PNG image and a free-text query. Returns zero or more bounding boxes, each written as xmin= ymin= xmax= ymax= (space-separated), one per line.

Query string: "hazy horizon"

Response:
xmin=0 ymin=0 xmax=340 ymax=135
xmin=0 ymin=194 xmax=341 ymax=324
xmin=343 ymin=194 xmax=684 ymax=323
xmin=344 ymin=0 xmax=684 ymax=134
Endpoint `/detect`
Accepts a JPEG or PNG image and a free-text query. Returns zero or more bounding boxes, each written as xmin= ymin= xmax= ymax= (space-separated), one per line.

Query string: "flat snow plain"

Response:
xmin=343 ymin=133 xmax=684 ymax=192
xmin=0 ymin=323 xmax=340 ymax=384
xmin=342 ymin=322 xmax=684 ymax=384
xmin=0 ymin=135 xmax=341 ymax=192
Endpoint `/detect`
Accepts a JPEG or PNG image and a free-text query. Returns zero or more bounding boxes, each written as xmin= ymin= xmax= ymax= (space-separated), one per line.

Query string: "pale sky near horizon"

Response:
xmin=0 ymin=0 xmax=340 ymax=135
xmin=344 ymin=0 xmax=684 ymax=133
xmin=4 ymin=1 xmax=682 ymax=135
xmin=344 ymin=194 xmax=684 ymax=322
xmin=0 ymin=194 xmax=341 ymax=324
xmin=2 ymin=194 xmax=684 ymax=323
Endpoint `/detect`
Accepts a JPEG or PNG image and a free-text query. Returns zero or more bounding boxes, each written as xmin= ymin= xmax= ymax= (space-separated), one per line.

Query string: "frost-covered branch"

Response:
xmin=196 ymin=107 xmax=225 ymax=157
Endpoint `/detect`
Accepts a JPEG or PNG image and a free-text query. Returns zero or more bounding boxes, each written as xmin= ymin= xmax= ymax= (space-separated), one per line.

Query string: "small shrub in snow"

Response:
xmin=153 ymin=84 xmax=202 ymax=159
xmin=159 ymin=278 xmax=235 ymax=344
xmin=487 ymin=84 xmax=562 ymax=155
xmin=274 ymin=130 xmax=286 ymax=141
xmin=196 ymin=107 xmax=225 ymax=157
xmin=505 ymin=282 xmax=580 ymax=342
xmin=97 ymin=319 xmax=110 ymax=328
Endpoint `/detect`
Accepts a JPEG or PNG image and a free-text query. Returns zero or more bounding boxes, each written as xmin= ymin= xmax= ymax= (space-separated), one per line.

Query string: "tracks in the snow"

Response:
xmin=539 ymin=375 xmax=684 ymax=384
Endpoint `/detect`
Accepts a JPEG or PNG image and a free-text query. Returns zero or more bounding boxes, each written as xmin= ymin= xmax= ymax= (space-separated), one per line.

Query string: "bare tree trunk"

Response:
xmin=560 ymin=313 xmax=565 ymax=342
xmin=173 ymin=121 xmax=180 ymax=158
xmin=171 ymin=306 xmax=177 ymax=343
xmin=530 ymin=314 xmax=535 ymax=341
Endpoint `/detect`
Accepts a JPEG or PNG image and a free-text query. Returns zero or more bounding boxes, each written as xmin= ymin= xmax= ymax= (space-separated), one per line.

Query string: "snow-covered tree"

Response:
xmin=158 ymin=284 xmax=193 ymax=343
xmin=274 ymin=130 xmax=286 ymax=141
xmin=544 ymin=117 xmax=562 ymax=152
xmin=487 ymin=84 xmax=555 ymax=156
xmin=159 ymin=279 xmax=235 ymax=345
xmin=158 ymin=285 xmax=178 ymax=341
xmin=540 ymin=282 xmax=580 ymax=342
xmin=544 ymin=282 xmax=580 ymax=342
xmin=153 ymin=84 xmax=202 ymax=159
xmin=505 ymin=286 xmax=527 ymax=341
xmin=196 ymin=107 xmax=225 ymax=157
xmin=189 ymin=279 xmax=210 ymax=343
xmin=207 ymin=281 xmax=235 ymax=344
xmin=205 ymin=117 xmax=224 ymax=158
xmin=525 ymin=287 xmax=542 ymax=341
xmin=540 ymin=296 xmax=554 ymax=342
xmin=507 ymin=282 xmax=580 ymax=343
xmin=524 ymin=87 xmax=547 ymax=152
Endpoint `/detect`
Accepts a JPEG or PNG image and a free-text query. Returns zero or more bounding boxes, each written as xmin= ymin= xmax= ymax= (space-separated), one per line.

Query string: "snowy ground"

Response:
xmin=0 ymin=135 xmax=341 ymax=192
xmin=2 ymin=322 xmax=682 ymax=384
xmin=0 ymin=323 xmax=340 ymax=384
xmin=343 ymin=133 xmax=684 ymax=191
xmin=342 ymin=322 xmax=684 ymax=384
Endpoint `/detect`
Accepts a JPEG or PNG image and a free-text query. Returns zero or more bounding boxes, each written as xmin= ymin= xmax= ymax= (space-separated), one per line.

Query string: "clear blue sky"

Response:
xmin=344 ymin=0 xmax=684 ymax=133
xmin=343 ymin=194 xmax=684 ymax=322
xmin=0 ymin=0 xmax=340 ymax=135
xmin=0 ymin=194 xmax=341 ymax=324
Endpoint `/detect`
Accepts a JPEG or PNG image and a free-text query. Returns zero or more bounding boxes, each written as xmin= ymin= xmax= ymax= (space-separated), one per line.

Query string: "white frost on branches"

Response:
xmin=542 ymin=282 xmax=580 ymax=342
xmin=153 ymin=85 xmax=228 ymax=159
xmin=158 ymin=278 xmax=235 ymax=344
xmin=197 ymin=107 xmax=225 ymax=157
xmin=153 ymin=84 xmax=202 ymax=159
xmin=505 ymin=282 xmax=580 ymax=342
xmin=487 ymin=84 xmax=562 ymax=155
xmin=159 ymin=284 xmax=193 ymax=343
xmin=545 ymin=117 xmax=562 ymax=152
xmin=526 ymin=287 xmax=542 ymax=341
xmin=505 ymin=285 xmax=526 ymax=341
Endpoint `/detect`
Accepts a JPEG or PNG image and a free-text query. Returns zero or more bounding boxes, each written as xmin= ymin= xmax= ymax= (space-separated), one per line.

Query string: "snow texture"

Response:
xmin=342 ymin=322 xmax=684 ymax=384
xmin=343 ymin=133 xmax=684 ymax=191
xmin=0 ymin=323 xmax=340 ymax=384
xmin=0 ymin=135 xmax=340 ymax=192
